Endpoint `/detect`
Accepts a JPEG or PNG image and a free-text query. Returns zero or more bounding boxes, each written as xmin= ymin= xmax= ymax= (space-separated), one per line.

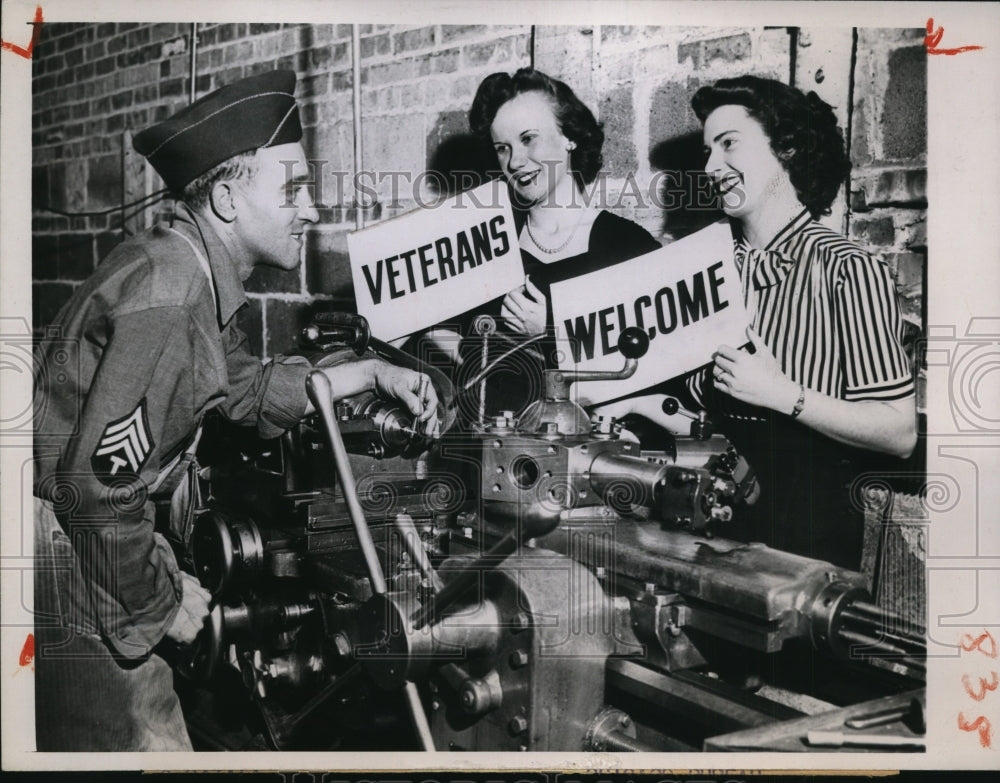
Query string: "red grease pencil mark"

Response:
xmin=0 ymin=6 xmax=43 ymax=59
xmin=19 ymin=634 xmax=34 ymax=667
xmin=958 ymin=713 xmax=994 ymax=749
xmin=925 ymin=17 xmax=984 ymax=55
xmin=961 ymin=630 xmax=998 ymax=658
xmin=963 ymin=671 xmax=1000 ymax=702
xmin=958 ymin=630 xmax=999 ymax=751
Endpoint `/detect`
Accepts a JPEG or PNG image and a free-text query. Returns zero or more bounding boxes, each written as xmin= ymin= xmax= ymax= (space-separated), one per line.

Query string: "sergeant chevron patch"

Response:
xmin=90 ymin=399 xmax=155 ymax=485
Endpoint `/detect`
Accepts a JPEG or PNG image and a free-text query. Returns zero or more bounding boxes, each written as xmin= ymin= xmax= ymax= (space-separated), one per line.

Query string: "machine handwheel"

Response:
xmin=177 ymin=602 xmax=224 ymax=682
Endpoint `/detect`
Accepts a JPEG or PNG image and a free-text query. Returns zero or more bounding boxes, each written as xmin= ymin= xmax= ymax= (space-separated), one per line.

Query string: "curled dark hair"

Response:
xmin=691 ymin=75 xmax=850 ymax=217
xmin=469 ymin=67 xmax=604 ymax=188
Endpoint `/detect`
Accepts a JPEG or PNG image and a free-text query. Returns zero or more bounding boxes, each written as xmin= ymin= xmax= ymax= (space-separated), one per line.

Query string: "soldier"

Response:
xmin=32 ymin=70 xmax=439 ymax=751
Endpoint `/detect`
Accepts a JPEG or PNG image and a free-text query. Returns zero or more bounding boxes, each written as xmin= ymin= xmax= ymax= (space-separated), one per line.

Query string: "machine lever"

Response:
xmin=306 ymin=371 xmax=435 ymax=751
xmin=307 ymin=371 xmax=387 ymax=595
xmin=404 ymin=681 xmax=436 ymax=750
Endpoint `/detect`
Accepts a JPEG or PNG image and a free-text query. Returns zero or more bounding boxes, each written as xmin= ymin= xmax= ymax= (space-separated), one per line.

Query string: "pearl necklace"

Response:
xmin=525 ymin=213 xmax=583 ymax=255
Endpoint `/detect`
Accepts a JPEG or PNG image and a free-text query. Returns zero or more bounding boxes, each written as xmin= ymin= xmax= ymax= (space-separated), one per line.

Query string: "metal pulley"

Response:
xmin=190 ymin=510 xmax=264 ymax=597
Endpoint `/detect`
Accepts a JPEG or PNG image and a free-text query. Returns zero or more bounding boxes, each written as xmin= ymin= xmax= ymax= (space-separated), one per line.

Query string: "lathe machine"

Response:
xmin=176 ymin=314 xmax=926 ymax=753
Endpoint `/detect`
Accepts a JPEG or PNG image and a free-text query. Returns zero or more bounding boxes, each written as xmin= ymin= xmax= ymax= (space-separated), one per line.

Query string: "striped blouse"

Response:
xmin=690 ymin=209 xmax=914 ymax=407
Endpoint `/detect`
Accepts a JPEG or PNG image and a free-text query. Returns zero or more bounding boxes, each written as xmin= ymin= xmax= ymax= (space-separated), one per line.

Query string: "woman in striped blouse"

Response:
xmin=689 ymin=76 xmax=917 ymax=570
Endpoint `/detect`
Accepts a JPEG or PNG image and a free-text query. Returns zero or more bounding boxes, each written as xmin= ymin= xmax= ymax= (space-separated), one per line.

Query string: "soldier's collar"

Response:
xmin=171 ymin=203 xmax=248 ymax=327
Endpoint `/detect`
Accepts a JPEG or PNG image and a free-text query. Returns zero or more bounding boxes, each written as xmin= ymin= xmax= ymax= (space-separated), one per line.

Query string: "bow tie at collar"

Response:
xmin=735 ymin=241 xmax=797 ymax=290
xmin=730 ymin=207 xmax=811 ymax=290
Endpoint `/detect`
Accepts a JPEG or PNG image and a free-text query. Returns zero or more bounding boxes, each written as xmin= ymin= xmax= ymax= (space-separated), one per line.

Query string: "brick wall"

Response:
xmin=32 ymin=23 xmax=925 ymax=368
xmin=850 ymin=29 xmax=927 ymax=378
xmin=31 ymin=22 xmax=533 ymax=354
xmin=533 ymin=26 xmax=793 ymax=241
xmin=849 ymin=28 xmax=927 ymax=623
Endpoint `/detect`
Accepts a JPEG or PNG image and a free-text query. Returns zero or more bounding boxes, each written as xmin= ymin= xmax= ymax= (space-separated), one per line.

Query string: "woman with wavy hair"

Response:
xmin=462 ymin=67 xmax=660 ymax=416
xmin=688 ymin=75 xmax=917 ymax=569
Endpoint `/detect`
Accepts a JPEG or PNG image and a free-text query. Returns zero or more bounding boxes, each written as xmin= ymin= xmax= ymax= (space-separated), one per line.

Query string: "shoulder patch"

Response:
xmin=90 ymin=398 xmax=155 ymax=485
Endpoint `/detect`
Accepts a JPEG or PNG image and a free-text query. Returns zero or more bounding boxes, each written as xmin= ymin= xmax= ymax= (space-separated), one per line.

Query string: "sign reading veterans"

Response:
xmin=550 ymin=221 xmax=749 ymax=404
xmin=347 ymin=183 xmax=524 ymax=341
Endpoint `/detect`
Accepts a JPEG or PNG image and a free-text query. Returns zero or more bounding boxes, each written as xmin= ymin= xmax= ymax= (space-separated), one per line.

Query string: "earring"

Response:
xmin=566 ymin=141 xmax=577 ymax=151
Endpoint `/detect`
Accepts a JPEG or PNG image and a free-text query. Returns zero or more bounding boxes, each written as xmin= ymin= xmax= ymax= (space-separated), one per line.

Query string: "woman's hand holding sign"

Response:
xmin=714 ymin=326 xmax=915 ymax=457
xmin=713 ymin=326 xmax=799 ymax=413
xmin=501 ymin=276 xmax=547 ymax=336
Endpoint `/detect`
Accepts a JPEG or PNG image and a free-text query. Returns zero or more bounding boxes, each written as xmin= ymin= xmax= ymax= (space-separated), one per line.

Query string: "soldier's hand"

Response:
xmin=370 ymin=360 xmax=441 ymax=437
xmin=164 ymin=571 xmax=213 ymax=646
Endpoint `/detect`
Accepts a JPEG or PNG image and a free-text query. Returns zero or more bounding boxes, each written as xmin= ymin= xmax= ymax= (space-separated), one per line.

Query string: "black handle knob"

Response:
xmin=661 ymin=397 xmax=680 ymax=416
xmin=618 ymin=327 xmax=649 ymax=360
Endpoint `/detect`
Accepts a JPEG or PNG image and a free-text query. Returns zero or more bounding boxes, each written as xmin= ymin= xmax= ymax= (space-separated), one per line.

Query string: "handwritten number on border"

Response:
xmin=961 ymin=630 xmax=998 ymax=658
xmin=963 ymin=672 xmax=1000 ymax=702
xmin=959 ymin=630 xmax=998 ymax=749
xmin=958 ymin=713 xmax=994 ymax=749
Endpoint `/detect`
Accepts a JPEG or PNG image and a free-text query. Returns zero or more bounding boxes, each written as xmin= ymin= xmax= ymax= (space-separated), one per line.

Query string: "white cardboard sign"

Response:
xmin=347 ymin=183 xmax=524 ymax=341
xmin=549 ymin=220 xmax=749 ymax=404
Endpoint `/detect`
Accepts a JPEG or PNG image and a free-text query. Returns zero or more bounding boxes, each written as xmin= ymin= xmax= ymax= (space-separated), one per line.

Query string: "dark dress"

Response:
xmin=703 ymin=380 xmax=870 ymax=570
xmin=456 ymin=210 xmax=660 ymax=419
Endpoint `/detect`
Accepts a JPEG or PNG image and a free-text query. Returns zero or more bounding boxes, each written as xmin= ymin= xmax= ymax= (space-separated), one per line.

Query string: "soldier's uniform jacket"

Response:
xmin=33 ymin=205 xmax=316 ymax=659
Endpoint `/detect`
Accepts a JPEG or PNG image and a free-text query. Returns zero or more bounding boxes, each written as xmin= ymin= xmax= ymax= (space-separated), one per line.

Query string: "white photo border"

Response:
xmin=2 ymin=0 xmax=998 ymax=773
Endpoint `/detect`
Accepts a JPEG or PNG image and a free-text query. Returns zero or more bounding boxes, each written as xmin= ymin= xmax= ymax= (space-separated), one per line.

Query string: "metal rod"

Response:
xmin=840 ymin=612 xmax=924 ymax=645
xmin=806 ymin=730 xmax=924 ymax=750
xmin=469 ymin=315 xmax=499 ymax=423
xmin=593 ymin=729 xmax=659 ymax=753
xmin=120 ymin=130 xmax=129 ymax=240
xmin=837 ymin=627 xmax=913 ymax=658
xmin=189 ymin=23 xmax=198 ymax=104
xmin=840 ymin=610 xmax=926 ymax=653
xmin=606 ymin=658 xmax=786 ymax=734
xmin=844 ymin=702 xmax=916 ymax=731
xmin=282 ymin=662 xmax=362 ymax=735
xmin=352 ymin=24 xmax=364 ymax=231
xmin=847 ymin=599 xmax=894 ymax=617
xmin=307 ymin=371 xmax=387 ymax=595
xmin=410 ymin=531 xmax=519 ymax=630
xmin=850 ymin=600 xmax=924 ymax=635
xmin=394 ymin=513 xmax=444 ymax=593
xmin=460 ymin=332 xmax=547 ymax=392
xmin=404 ymin=681 xmax=436 ymax=751
xmin=474 ymin=317 xmax=492 ymax=426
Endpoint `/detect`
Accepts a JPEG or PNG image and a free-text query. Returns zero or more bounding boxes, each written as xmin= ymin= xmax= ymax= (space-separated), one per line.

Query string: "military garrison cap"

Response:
xmin=133 ymin=70 xmax=303 ymax=191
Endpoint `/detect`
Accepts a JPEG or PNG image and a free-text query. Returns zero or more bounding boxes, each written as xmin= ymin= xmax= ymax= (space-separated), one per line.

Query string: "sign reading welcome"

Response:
xmin=549 ymin=221 xmax=749 ymax=404
xmin=347 ymin=183 xmax=523 ymax=341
